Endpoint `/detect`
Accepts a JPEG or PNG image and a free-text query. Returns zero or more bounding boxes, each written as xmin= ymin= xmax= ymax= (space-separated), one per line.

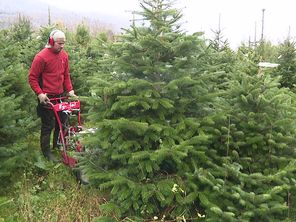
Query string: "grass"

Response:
xmin=0 ymin=159 xmax=104 ymax=222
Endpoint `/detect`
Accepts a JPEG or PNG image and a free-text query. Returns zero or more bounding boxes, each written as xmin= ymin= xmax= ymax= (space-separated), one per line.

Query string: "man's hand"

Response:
xmin=67 ymin=90 xmax=78 ymax=99
xmin=38 ymin=93 xmax=49 ymax=104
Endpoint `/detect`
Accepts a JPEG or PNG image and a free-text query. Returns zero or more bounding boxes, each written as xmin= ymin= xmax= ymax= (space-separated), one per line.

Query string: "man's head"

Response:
xmin=46 ymin=29 xmax=66 ymax=53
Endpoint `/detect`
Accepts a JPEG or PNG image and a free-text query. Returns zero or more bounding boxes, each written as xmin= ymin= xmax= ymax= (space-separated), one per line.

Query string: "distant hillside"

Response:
xmin=0 ymin=0 xmax=131 ymax=33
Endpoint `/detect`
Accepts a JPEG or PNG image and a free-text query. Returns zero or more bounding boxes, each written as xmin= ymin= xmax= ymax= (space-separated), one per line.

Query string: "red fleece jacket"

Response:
xmin=28 ymin=48 xmax=73 ymax=95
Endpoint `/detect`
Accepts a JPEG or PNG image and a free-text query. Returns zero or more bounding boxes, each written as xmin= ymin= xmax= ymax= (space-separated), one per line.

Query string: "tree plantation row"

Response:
xmin=1 ymin=0 xmax=296 ymax=221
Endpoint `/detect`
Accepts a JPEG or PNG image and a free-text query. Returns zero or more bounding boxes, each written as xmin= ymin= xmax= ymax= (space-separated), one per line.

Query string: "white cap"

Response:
xmin=45 ymin=29 xmax=66 ymax=48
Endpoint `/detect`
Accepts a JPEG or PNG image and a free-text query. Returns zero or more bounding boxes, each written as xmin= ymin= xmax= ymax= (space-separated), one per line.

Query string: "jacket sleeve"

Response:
xmin=28 ymin=55 xmax=44 ymax=95
xmin=63 ymin=54 xmax=73 ymax=93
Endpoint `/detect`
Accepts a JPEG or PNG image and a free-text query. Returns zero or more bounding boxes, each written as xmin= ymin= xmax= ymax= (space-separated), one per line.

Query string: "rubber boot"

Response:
xmin=41 ymin=134 xmax=59 ymax=162
xmin=52 ymin=127 xmax=59 ymax=150
xmin=53 ymin=112 xmax=67 ymax=150
xmin=75 ymin=169 xmax=89 ymax=185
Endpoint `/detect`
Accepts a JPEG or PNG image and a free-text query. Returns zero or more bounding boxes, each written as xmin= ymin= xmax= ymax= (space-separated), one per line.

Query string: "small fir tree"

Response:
xmin=273 ymin=38 xmax=296 ymax=90
xmin=0 ymin=25 xmax=38 ymax=191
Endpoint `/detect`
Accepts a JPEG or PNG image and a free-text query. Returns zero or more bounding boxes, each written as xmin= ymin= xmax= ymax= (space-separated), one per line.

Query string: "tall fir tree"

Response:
xmin=81 ymin=0 xmax=217 ymax=219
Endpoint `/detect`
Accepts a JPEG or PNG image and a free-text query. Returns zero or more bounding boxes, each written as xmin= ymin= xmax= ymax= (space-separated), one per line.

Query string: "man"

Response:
xmin=28 ymin=29 xmax=76 ymax=161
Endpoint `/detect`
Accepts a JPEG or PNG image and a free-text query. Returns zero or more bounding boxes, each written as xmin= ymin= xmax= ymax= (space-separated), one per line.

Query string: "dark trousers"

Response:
xmin=37 ymin=102 xmax=67 ymax=156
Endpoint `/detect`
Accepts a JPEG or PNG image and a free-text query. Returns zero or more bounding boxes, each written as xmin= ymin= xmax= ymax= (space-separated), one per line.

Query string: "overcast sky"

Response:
xmin=37 ymin=0 xmax=296 ymax=48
